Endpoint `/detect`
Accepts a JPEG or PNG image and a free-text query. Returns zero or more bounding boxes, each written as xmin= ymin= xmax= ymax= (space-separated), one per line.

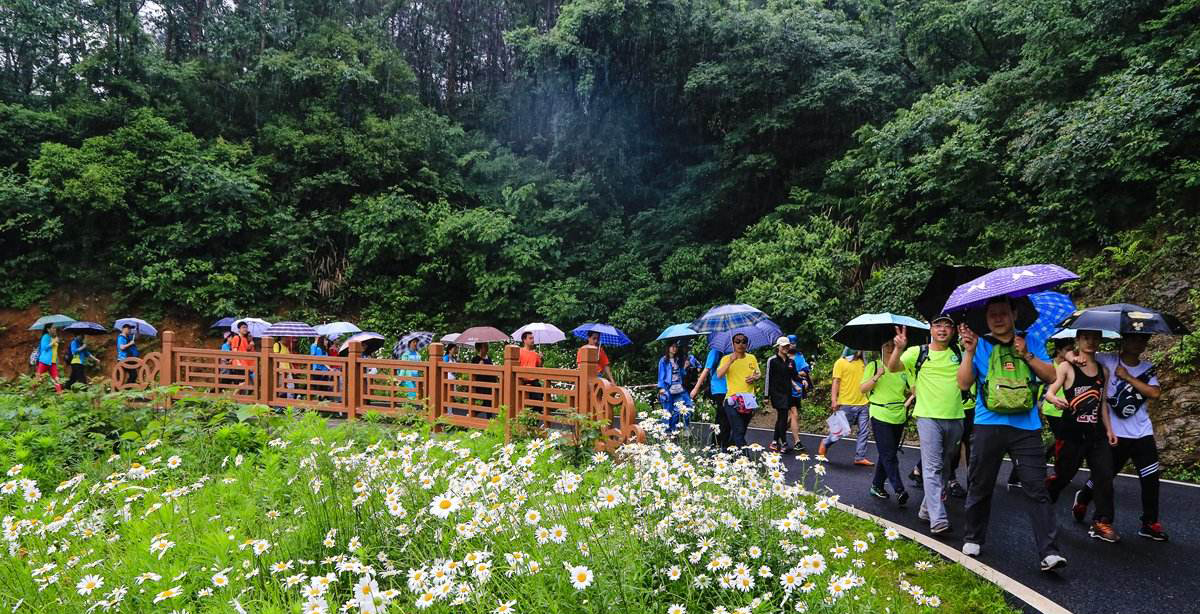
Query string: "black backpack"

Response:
xmin=913 ymin=344 xmax=973 ymax=404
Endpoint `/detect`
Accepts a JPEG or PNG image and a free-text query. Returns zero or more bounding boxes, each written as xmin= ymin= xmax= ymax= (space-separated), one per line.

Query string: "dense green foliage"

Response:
xmin=2 ymin=0 xmax=1198 ymax=360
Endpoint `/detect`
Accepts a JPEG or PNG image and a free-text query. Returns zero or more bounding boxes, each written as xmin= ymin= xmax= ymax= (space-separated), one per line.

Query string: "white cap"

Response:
xmin=774 ymin=336 xmax=793 ymax=348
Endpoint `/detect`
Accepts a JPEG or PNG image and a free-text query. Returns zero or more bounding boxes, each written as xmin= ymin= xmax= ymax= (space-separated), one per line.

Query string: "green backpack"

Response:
xmin=983 ymin=342 xmax=1036 ymax=413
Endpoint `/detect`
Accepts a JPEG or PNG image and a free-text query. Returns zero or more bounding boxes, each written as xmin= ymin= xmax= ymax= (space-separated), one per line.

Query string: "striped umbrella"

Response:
xmin=115 ymin=317 xmax=158 ymax=337
xmin=264 ymin=321 xmax=319 ymax=338
xmin=691 ymin=304 xmax=769 ymax=334
xmin=710 ymin=319 xmax=783 ymax=352
xmin=28 ymin=314 xmax=76 ymax=331
xmin=511 ymin=323 xmax=566 ymax=345
xmin=571 ymin=322 xmax=632 ymax=347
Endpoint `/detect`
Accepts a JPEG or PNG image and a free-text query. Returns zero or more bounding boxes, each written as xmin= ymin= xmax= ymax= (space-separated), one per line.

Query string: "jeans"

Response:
xmin=871 ymin=418 xmax=906 ymax=494
xmin=723 ymin=400 xmax=751 ymax=448
xmin=660 ymin=391 xmax=693 ymax=433
xmin=822 ymin=404 xmax=870 ymax=460
xmin=964 ymin=425 xmax=1061 ymax=560
xmin=916 ymin=417 xmax=964 ymax=527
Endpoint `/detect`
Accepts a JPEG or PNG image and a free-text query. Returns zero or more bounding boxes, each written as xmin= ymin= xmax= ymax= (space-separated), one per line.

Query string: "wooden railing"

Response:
xmin=116 ymin=331 xmax=643 ymax=446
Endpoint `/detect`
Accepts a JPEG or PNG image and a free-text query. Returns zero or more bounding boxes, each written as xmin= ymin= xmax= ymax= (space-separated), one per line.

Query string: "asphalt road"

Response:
xmin=743 ymin=427 xmax=1200 ymax=614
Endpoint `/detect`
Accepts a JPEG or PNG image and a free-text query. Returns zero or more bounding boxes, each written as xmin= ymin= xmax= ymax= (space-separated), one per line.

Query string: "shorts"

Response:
xmin=36 ymin=363 xmax=59 ymax=378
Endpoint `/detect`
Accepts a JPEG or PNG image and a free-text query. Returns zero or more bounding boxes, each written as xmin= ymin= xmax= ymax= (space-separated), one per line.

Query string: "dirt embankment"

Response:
xmin=0 ymin=290 xmax=211 ymax=380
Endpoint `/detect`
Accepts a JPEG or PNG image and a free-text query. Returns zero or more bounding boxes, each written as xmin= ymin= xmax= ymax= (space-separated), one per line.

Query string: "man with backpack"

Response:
xmin=956 ymin=297 xmax=1065 ymax=572
xmin=1074 ymin=332 xmax=1167 ymax=541
xmin=886 ymin=314 xmax=964 ymax=534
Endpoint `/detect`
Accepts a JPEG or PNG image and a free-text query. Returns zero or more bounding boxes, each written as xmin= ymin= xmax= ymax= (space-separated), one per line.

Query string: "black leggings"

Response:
xmin=1079 ymin=435 xmax=1161 ymax=524
xmin=1048 ymin=434 xmax=1115 ymax=522
xmin=773 ymin=398 xmax=800 ymax=444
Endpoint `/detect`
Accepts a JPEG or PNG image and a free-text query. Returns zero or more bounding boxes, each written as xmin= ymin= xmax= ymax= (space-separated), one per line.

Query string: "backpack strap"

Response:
xmin=914 ymin=345 xmax=930 ymax=381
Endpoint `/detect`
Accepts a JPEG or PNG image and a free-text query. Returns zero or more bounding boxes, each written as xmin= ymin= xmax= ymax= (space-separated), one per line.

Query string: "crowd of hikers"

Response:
xmin=26 ymin=292 xmax=1174 ymax=575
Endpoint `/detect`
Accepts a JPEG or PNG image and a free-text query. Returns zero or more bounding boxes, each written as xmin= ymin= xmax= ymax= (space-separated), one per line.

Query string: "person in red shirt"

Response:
xmin=518 ymin=331 xmax=544 ymax=402
xmin=576 ymin=331 xmax=614 ymax=380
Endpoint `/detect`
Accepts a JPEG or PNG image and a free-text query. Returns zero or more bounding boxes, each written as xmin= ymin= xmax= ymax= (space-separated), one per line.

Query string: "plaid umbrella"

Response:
xmin=710 ymin=319 xmax=783 ymax=352
xmin=1024 ymin=291 xmax=1077 ymax=351
xmin=115 ymin=318 xmax=158 ymax=337
xmin=690 ymin=304 xmax=769 ymax=334
xmin=264 ymin=321 xmax=319 ymax=338
xmin=63 ymin=321 xmax=108 ymax=335
xmin=28 ymin=314 xmax=76 ymax=331
xmin=399 ymin=331 xmax=434 ymax=350
xmin=511 ymin=323 xmax=566 ymax=345
xmin=571 ymin=323 xmax=632 ymax=347
xmin=458 ymin=326 xmax=511 ymax=344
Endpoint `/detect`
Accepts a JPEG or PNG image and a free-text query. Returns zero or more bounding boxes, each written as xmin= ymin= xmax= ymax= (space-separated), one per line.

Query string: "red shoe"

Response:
xmin=1071 ymin=489 xmax=1088 ymax=524
xmin=1138 ymin=522 xmax=1168 ymax=542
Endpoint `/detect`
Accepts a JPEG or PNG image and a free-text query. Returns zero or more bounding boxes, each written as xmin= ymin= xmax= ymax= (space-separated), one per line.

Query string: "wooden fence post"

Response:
xmin=502 ymin=344 xmax=520 ymax=442
xmin=346 ymin=340 xmax=361 ymax=421
xmin=161 ymin=330 xmax=175 ymax=408
xmin=578 ymin=345 xmax=597 ymax=421
xmin=428 ymin=342 xmax=444 ymax=432
xmin=260 ymin=335 xmax=273 ymax=405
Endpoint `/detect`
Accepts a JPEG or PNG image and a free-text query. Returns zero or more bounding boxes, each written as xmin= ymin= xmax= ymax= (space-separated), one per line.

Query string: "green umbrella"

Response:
xmin=28 ymin=314 xmax=76 ymax=331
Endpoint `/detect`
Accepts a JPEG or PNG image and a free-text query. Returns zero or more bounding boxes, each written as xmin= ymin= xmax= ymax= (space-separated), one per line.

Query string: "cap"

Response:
xmin=774 ymin=336 xmax=793 ymax=348
xmin=787 ymin=334 xmax=798 ymax=344
xmin=931 ymin=313 xmax=955 ymax=325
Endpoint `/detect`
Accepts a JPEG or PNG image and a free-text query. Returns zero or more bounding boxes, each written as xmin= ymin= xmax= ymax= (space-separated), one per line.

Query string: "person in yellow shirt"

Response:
xmin=818 ymin=348 xmax=873 ymax=465
xmin=715 ymin=332 xmax=761 ymax=449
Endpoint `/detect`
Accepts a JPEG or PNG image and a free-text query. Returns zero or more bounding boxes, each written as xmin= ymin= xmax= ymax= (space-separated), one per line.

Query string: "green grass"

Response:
xmin=0 ymin=385 xmax=1018 ymax=613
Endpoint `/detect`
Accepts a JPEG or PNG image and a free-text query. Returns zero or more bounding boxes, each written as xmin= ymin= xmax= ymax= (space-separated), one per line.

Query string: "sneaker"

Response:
xmin=962 ymin=542 xmax=981 ymax=557
xmin=946 ymin=480 xmax=967 ymax=499
xmin=853 ymin=458 xmax=875 ymax=467
xmin=918 ymin=505 xmax=929 ymax=521
xmin=869 ymin=486 xmax=889 ymax=500
xmin=1039 ymin=554 xmax=1067 ymax=572
xmin=768 ymin=442 xmax=781 ymax=453
xmin=1089 ymin=521 xmax=1120 ymax=543
xmin=792 ymin=444 xmax=808 ymax=455
xmin=1138 ymin=522 xmax=1168 ymax=542
xmin=897 ymin=491 xmax=910 ymax=506
xmin=1071 ymin=490 xmax=1088 ymax=524
xmin=930 ymin=522 xmax=952 ymax=535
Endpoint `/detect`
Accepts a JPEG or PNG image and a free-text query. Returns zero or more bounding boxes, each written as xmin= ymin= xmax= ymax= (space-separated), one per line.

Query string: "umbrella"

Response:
xmin=440 ymin=333 xmax=461 ymax=345
xmin=710 ymin=319 xmax=783 ymax=353
xmin=943 ymin=264 xmax=1078 ymax=313
xmin=954 ymin=290 xmax=1071 ymax=338
xmin=62 ymin=321 xmax=107 ymax=335
xmin=339 ymin=332 xmax=386 ymax=356
xmin=231 ymin=317 xmax=272 ymax=338
xmin=314 ymin=321 xmax=361 ymax=337
xmin=1051 ymin=328 xmax=1121 ymax=340
xmin=264 ymin=321 xmax=319 ymax=338
xmin=400 ymin=331 xmax=434 ymax=350
xmin=1058 ymin=303 xmax=1189 ymax=336
xmin=915 ymin=265 xmax=988 ymax=321
xmin=832 ymin=313 xmax=931 ymax=351
xmin=210 ymin=317 xmax=236 ymax=330
xmin=690 ymin=304 xmax=769 ymax=334
xmin=655 ymin=323 xmax=702 ymax=341
xmin=114 ymin=317 xmax=158 ymax=337
xmin=28 ymin=314 xmax=76 ymax=331
xmin=511 ymin=323 xmax=567 ymax=345
xmin=571 ymin=322 xmax=632 ymax=347
xmin=458 ymin=326 xmax=511 ymax=344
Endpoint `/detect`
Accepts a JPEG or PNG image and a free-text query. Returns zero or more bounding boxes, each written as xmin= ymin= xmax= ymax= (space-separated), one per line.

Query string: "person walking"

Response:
xmin=658 ymin=340 xmax=698 ymax=433
xmin=398 ymin=338 xmax=422 ymax=400
xmin=785 ymin=336 xmax=812 ymax=454
xmin=228 ymin=322 xmax=254 ymax=393
xmin=116 ymin=323 xmax=140 ymax=385
xmin=1074 ymin=332 xmax=1168 ymax=541
xmin=518 ymin=331 xmax=544 ymax=403
xmin=766 ymin=337 xmax=797 ymax=453
xmin=33 ymin=324 xmax=63 ymax=393
xmin=691 ymin=345 xmax=730 ymax=449
xmin=577 ymin=331 xmax=614 ymax=380
xmin=957 ymin=297 xmax=1065 ymax=572
xmin=1044 ymin=329 xmax=1119 ymax=542
xmin=865 ymin=339 xmax=912 ymax=506
xmin=818 ymin=348 xmax=872 ymax=466
xmin=66 ymin=331 xmax=96 ymax=388
xmin=715 ymin=332 xmax=760 ymax=449
xmin=273 ymin=336 xmax=295 ymax=399
xmin=1006 ymin=337 xmax=1075 ymax=488
xmin=470 ymin=342 xmax=496 ymax=409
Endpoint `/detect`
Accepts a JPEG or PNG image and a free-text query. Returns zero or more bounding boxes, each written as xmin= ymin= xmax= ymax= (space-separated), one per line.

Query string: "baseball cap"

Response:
xmin=774 ymin=336 xmax=792 ymax=348
xmin=931 ymin=313 xmax=955 ymax=324
xmin=787 ymin=334 xmax=798 ymax=344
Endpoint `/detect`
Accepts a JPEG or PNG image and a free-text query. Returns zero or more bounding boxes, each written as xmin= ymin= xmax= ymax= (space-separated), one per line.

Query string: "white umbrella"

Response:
xmin=511 ymin=322 xmax=566 ymax=345
xmin=314 ymin=321 xmax=361 ymax=337
xmin=114 ymin=317 xmax=157 ymax=337
xmin=1051 ymin=328 xmax=1121 ymax=340
xmin=232 ymin=318 xmax=272 ymax=338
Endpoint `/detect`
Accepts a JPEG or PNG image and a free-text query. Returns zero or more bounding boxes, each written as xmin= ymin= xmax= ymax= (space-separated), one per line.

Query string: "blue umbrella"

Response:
xmin=1024 ymin=292 xmax=1077 ymax=350
xmin=655 ymin=323 xmax=702 ymax=341
xmin=691 ymin=304 xmax=769 ymax=334
xmin=832 ymin=313 xmax=931 ymax=351
xmin=710 ymin=319 xmax=783 ymax=352
xmin=115 ymin=318 xmax=157 ymax=337
xmin=28 ymin=314 xmax=76 ymax=331
xmin=63 ymin=321 xmax=108 ymax=335
xmin=210 ymin=317 xmax=236 ymax=330
xmin=571 ymin=323 xmax=632 ymax=347
xmin=943 ymin=264 xmax=1078 ymax=313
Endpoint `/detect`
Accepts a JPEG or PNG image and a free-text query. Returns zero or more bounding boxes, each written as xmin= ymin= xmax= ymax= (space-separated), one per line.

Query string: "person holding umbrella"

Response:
xmin=229 ymin=321 xmax=255 ymax=392
xmin=577 ymin=331 xmax=614 ymax=380
xmin=66 ymin=328 xmax=99 ymax=388
xmin=518 ymin=331 xmax=544 ymax=402
xmin=116 ymin=323 xmax=141 ymax=385
xmin=818 ymin=347 xmax=872 ymax=466
xmin=33 ymin=323 xmax=63 ymax=393
xmin=658 ymin=340 xmax=700 ymax=433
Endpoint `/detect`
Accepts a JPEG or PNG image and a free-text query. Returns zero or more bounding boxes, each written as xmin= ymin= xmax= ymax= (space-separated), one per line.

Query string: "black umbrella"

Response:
xmin=62 ymin=321 xmax=108 ymax=335
xmin=915 ymin=265 xmax=988 ymax=321
xmin=1058 ymin=303 xmax=1189 ymax=336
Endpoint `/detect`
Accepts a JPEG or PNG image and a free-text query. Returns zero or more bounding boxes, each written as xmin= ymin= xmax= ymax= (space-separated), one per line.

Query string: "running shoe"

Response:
xmin=768 ymin=441 xmax=781 ymax=453
xmin=897 ymin=491 xmax=910 ymax=506
xmin=1071 ymin=489 xmax=1088 ymax=524
xmin=869 ymin=486 xmax=889 ymax=500
xmin=1138 ymin=522 xmax=1168 ymax=542
xmin=853 ymin=458 xmax=875 ymax=467
xmin=946 ymin=480 xmax=967 ymax=499
xmin=930 ymin=522 xmax=951 ymax=535
xmin=1039 ymin=554 xmax=1067 ymax=572
xmin=1088 ymin=521 xmax=1120 ymax=543
xmin=962 ymin=542 xmax=981 ymax=557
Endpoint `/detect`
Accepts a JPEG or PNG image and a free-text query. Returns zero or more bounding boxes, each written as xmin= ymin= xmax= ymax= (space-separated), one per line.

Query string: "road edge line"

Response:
xmin=829 ymin=500 xmax=1071 ymax=614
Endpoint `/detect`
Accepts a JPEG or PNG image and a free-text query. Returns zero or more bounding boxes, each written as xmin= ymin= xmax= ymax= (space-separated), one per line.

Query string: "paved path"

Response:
xmin=743 ymin=427 xmax=1200 ymax=614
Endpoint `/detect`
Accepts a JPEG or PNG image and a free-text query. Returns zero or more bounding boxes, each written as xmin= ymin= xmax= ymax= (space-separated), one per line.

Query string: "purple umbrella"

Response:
xmin=942 ymin=264 xmax=1078 ymax=313
xmin=710 ymin=319 xmax=783 ymax=352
